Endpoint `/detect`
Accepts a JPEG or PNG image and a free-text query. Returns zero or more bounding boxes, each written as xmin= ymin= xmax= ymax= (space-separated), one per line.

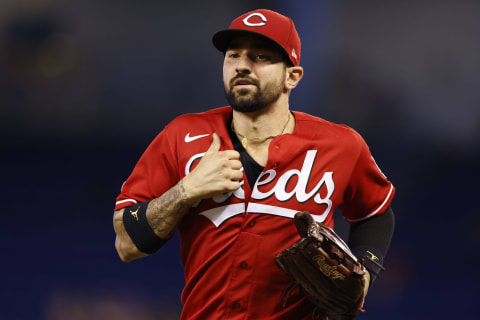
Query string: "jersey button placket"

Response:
xmin=224 ymin=233 xmax=259 ymax=318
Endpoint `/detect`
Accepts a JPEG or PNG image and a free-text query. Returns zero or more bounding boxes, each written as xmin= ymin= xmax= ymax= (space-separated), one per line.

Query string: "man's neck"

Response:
xmin=231 ymin=98 xmax=292 ymax=139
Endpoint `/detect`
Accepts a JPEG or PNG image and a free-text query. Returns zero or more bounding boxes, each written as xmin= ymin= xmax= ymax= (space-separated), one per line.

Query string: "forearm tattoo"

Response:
xmin=146 ymin=180 xmax=190 ymax=237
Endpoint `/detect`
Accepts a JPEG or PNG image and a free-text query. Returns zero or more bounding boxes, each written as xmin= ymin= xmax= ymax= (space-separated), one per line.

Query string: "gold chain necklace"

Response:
xmin=232 ymin=112 xmax=291 ymax=149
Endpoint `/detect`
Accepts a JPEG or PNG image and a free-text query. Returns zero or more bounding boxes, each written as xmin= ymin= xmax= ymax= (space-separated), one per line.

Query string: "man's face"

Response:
xmin=223 ymin=35 xmax=287 ymax=113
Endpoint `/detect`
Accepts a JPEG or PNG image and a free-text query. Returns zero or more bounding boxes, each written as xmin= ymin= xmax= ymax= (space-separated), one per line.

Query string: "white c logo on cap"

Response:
xmin=242 ymin=13 xmax=267 ymax=27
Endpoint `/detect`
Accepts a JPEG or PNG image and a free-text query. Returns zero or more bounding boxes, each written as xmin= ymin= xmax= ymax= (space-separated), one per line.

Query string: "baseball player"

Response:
xmin=113 ymin=9 xmax=395 ymax=320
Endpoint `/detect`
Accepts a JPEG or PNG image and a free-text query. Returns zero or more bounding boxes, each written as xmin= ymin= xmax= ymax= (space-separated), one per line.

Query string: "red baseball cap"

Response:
xmin=212 ymin=9 xmax=301 ymax=66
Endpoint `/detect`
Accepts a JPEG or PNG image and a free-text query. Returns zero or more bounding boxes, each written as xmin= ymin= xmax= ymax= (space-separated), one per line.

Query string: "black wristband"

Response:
xmin=122 ymin=200 xmax=169 ymax=254
xmin=351 ymin=246 xmax=384 ymax=284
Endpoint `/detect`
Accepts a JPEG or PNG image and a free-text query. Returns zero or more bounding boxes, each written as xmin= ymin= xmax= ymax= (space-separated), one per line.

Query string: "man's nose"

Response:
xmin=235 ymin=54 xmax=252 ymax=74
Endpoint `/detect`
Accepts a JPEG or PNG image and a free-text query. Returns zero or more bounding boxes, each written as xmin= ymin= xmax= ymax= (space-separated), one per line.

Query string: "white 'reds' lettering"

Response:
xmin=297 ymin=151 xmax=334 ymax=212
xmin=253 ymin=150 xmax=334 ymax=210
xmin=313 ymin=172 xmax=334 ymax=213
xmin=251 ymin=170 xmax=276 ymax=199
xmin=185 ymin=150 xmax=335 ymax=220
xmin=185 ymin=152 xmax=205 ymax=176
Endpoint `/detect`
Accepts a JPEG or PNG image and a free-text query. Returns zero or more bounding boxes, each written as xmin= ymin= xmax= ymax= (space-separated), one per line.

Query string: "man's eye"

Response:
xmin=228 ymin=53 xmax=239 ymax=58
xmin=256 ymin=54 xmax=268 ymax=61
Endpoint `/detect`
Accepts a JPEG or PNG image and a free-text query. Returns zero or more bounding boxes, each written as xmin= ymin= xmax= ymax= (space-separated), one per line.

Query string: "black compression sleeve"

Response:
xmin=348 ymin=206 xmax=395 ymax=283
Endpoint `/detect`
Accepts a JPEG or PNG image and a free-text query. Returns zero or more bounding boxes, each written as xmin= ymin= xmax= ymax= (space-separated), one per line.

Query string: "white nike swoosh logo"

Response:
xmin=185 ymin=133 xmax=210 ymax=143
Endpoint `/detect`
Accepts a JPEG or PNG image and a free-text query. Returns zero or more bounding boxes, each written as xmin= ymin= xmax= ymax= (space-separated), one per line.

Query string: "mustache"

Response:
xmin=229 ymin=75 xmax=259 ymax=88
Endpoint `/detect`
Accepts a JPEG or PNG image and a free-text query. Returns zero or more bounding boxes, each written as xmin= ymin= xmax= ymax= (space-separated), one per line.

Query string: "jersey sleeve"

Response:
xmin=340 ymin=131 xmax=395 ymax=223
xmin=114 ymin=126 xmax=179 ymax=211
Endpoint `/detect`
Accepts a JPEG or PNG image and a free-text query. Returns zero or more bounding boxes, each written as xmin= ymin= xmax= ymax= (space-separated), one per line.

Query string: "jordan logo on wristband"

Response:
xmin=130 ymin=208 xmax=139 ymax=221
xmin=366 ymin=251 xmax=379 ymax=261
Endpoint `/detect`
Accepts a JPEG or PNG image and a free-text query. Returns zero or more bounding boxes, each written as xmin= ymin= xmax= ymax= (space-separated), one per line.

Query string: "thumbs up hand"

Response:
xmin=182 ymin=133 xmax=243 ymax=204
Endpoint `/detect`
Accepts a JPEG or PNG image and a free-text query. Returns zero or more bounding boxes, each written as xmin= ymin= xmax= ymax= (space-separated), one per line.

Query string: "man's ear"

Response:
xmin=285 ymin=66 xmax=304 ymax=90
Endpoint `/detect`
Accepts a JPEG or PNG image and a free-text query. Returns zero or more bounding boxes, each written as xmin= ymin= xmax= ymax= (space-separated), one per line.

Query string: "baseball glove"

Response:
xmin=275 ymin=211 xmax=383 ymax=320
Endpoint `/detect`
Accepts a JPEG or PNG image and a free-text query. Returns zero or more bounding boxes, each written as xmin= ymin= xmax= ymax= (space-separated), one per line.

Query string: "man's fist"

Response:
xmin=182 ymin=133 xmax=243 ymax=204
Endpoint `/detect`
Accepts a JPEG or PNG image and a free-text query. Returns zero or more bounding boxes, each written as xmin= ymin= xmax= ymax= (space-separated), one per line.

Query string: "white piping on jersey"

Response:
xmin=115 ymin=198 xmax=138 ymax=206
xmin=199 ymin=203 xmax=327 ymax=227
xmin=345 ymin=184 xmax=394 ymax=223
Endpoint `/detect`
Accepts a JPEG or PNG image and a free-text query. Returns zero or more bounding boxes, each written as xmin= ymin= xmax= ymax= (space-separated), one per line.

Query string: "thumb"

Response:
xmin=206 ymin=133 xmax=221 ymax=154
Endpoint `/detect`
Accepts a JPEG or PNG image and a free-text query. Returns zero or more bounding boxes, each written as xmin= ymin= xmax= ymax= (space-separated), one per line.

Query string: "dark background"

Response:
xmin=1 ymin=0 xmax=479 ymax=319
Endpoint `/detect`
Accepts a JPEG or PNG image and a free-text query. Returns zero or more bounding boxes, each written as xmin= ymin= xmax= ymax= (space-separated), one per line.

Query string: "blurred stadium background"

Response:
xmin=1 ymin=0 xmax=478 ymax=319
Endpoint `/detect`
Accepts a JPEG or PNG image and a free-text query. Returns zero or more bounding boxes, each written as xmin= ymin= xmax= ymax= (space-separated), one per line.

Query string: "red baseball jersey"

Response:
xmin=115 ymin=106 xmax=395 ymax=320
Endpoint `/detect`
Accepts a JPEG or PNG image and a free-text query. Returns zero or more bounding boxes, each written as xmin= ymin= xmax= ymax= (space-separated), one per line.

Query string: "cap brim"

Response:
xmin=212 ymin=29 xmax=290 ymax=63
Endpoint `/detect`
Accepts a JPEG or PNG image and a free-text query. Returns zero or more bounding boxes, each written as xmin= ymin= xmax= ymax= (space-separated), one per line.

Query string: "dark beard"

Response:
xmin=224 ymin=75 xmax=284 ymax=113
